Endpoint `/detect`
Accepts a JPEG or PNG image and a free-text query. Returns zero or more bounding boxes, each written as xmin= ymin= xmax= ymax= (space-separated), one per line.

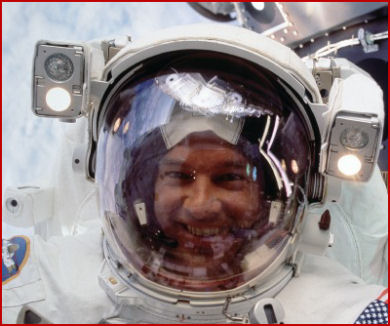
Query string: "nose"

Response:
xmin=183 ymin=175 xmax=222 ymax=220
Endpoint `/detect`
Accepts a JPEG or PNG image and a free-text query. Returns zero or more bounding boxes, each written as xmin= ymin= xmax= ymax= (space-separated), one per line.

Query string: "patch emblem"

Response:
xmin=2 ymin=236 xmax=30 ymax=284
xmin=354 ymin=300 xmax=388 ymax=324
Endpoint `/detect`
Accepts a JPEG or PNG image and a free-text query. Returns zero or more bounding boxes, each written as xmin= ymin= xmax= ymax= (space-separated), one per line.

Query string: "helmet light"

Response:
xmin=45 ymin=87 xmax=71 ymax=111
xmin=337 ymin=154 xmax=362 ymax=176
xmin=340 ymin=127 xmax=369 ymax=149
xmin=326 ymin=113 xmax=381 ymax=181
xmin=32 ymin=41 xmax=86 ymax=119
xmin=44 ymin=53 xmax=74 ymax=82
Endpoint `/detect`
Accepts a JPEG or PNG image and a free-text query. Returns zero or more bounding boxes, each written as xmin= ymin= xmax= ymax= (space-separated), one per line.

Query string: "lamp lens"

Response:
xmin=44 ymin=53 xmax=74 ymax=82
xmin=337 ymin=154 xmax=362 ymax=176
xmin=46 ymin=87 xmax=71 ymax=111
xmin=340 ymin=128 xmax=369 ymax=149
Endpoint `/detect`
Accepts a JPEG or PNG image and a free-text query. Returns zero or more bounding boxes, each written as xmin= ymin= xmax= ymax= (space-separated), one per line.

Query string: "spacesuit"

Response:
xmin=2 ymin=25 xmax=388 ymax=324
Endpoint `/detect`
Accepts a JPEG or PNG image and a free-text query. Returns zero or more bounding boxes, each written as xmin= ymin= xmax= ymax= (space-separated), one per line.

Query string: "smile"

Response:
xmin=186 ymin=225 xmax=223 ymax=236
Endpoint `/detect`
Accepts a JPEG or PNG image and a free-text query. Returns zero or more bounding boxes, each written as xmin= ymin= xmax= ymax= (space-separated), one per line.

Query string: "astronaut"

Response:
xmin=2 ymin=24 xmax=388 ymax=323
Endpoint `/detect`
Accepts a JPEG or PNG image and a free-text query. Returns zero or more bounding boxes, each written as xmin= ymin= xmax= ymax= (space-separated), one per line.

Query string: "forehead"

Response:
xmin=160 ymin=132 xmax=249 ymax=169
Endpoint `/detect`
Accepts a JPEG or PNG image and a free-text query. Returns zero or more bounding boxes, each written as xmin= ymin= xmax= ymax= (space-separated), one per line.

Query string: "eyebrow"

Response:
xmin=159 ymin=159 xmax=248 ymax=169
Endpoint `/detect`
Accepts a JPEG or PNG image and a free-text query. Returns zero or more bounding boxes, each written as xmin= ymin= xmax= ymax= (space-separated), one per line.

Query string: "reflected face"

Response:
xmin=154 ymin=133 xmax=262 ymax=276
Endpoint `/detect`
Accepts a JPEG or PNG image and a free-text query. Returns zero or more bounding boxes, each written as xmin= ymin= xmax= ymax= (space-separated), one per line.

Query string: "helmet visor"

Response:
xmin=96 ymin=51 xmax=312 ymax=293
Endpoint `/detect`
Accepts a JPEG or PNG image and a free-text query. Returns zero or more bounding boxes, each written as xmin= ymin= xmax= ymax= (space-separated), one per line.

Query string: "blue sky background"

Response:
xmin=2 ymin=2 xmax=230 ymax=236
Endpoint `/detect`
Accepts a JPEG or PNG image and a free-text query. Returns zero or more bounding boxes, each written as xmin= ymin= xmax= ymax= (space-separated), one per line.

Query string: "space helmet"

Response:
xmin=94 ymin=26 xmax=320 ymax=298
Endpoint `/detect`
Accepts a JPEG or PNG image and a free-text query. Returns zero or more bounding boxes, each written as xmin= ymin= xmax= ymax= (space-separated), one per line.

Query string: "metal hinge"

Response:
xmin=312 ymin=58 xmax=340 ymax=103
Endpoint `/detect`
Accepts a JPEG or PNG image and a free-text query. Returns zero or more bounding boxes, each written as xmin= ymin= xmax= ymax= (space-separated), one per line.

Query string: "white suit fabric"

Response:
xmin=2 ymin=224 xmax=114 ymax=324
xmin=325 ymin=166 xmax=388 ymax=286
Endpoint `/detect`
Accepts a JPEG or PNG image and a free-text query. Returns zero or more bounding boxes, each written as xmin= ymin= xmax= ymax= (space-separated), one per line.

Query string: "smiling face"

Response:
xmin=153 ymin=132 xmax=264 ymax=279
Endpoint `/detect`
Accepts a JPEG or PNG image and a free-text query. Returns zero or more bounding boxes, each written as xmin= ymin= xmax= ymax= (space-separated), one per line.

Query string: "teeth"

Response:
xmin=186 ymin=225 xmax=221 ymax=236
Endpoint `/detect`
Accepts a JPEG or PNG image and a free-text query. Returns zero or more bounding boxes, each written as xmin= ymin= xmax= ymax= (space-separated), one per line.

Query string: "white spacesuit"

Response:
xmin=2 ymin=25 xmax=388 ymax=324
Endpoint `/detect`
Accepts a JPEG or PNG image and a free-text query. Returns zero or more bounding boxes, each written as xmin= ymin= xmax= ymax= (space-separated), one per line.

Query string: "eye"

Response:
xmin=215 ymin=173 xmax=245 ymax=182
xmin=164 ymin=171 xmax=194 ymax=180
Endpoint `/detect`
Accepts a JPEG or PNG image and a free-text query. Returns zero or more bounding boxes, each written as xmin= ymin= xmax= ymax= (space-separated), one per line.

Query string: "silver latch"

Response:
xmin=248 ymin=298 xmax=285 ymax=324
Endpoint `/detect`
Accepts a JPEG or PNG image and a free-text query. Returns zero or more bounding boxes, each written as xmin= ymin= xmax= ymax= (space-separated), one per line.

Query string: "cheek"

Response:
xmin=154 ymin=185 xmax=181 ymax=227
xmin=224 ymin=184 xmax=261 ymax=223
